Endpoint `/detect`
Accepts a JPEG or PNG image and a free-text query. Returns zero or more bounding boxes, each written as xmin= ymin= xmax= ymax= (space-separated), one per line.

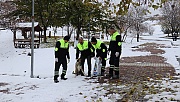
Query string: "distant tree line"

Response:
xmin=1 ymin=0 xmax=178 ymax=42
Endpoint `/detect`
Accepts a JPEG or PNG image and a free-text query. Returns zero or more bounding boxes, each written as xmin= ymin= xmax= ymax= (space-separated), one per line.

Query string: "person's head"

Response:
xmin=78 ymin=36 xmax=84 ymax=44
xmin=108 ymin=27 xmax=116 ymax=35
xmin=63 ymin=36 xmax=70 ymax=43
xmin=91 ymin=37 xmax=97 ymax=45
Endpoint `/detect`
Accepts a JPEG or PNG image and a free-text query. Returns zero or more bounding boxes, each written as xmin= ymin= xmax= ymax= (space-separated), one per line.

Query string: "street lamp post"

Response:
xmin=31 ymin=0 xmax=35 ymax=78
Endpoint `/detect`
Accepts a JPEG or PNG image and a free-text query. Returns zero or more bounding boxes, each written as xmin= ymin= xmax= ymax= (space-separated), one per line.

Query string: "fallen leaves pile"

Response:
xmin=84 ymin=42 xmax=180 ymax=102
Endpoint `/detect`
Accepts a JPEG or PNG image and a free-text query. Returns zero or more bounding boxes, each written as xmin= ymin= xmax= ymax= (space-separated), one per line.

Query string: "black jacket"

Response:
xmin=96 ymin=43 xmax=107 ymax=58
xmin=109 ymin=34 xmax=122 ymax=53
xmin=55 ymin=41 xmax=70 ymax=59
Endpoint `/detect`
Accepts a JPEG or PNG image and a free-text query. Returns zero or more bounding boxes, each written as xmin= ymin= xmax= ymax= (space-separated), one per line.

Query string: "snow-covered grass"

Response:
xmin=0 ymin=23 xmax=180 ymax=102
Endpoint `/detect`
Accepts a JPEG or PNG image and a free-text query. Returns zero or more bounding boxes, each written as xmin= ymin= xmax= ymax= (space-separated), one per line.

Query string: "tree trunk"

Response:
xmin=13 ymin=30 xmax=16 ymax=41
xmin=76 ymin=27 xmax=81 ymax=39
xmin=62 ymin=27 xmax=63 ymax=37
xmin=43 ymin=26 xmax=47 ymax=43
xmin=105 ymin=26 xmax=108 ymax=40
xmin=122 ymin=30 xmax=127 ymax=41
xmin=76 ymin=16 xmax=81 ymax=40
xmin=53 ymin=26 xmax=57 ymax=38
xmin=69 ymin=28 xmax=73 ymax=38
xmin=13 ymin=30 xmax=16 ymax=46
xmin=67 ymin=25 xmax=69 ymax=36
xmin=137 ymin=32 xmax=139 ymax=42
xmin=136 ymin=23 xmax=140 ymax=42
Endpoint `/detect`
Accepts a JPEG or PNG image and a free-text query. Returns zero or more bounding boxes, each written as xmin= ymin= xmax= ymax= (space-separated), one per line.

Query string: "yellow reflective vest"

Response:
xmin=77 ymin=41 xmax=89 ymax=51
xmin=55 ymin=39 xmax=69 ymax=51
xmin=92 ymin=40 xmax=103 ymax=50
xmin=110 ymin=31 xmax=122 ymax=46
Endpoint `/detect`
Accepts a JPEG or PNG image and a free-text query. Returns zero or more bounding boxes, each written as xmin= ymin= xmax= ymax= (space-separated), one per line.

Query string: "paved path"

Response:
xmin=120 ymin=62 xmax=172 ymax=67
xmin=120 ymin=38 xmax=179 ymax=68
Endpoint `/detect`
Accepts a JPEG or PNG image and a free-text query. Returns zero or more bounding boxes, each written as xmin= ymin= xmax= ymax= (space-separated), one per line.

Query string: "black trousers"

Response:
xmin=54 ymin=58 xmax=67 ymax=80
xmin=101 ymin=57 xmax=106 ymax=73
xmin=109 ymin=52 xmax=120 ymax=77
xmin=80 ymin=55 xmax=91 ymax=75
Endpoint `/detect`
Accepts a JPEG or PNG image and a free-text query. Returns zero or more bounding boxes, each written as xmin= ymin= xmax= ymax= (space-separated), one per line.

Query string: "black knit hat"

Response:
xmin=91 ymin=37 xmax=97 ymax=42
xmin=64 ymin=36 xmax=70 ymax=41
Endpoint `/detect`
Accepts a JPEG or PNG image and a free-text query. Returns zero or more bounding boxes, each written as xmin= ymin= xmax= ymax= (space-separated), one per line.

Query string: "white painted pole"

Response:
xmin=31 ymin=0 xmax=34 ymax=78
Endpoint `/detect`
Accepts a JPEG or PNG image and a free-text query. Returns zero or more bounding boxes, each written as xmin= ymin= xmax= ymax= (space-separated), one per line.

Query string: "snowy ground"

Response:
xmin=0 ymin=24 xmax=180 ymax=102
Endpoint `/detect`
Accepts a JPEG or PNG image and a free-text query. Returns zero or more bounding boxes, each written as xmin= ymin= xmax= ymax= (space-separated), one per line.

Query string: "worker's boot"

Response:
xmin=109 ymin=68 xmax=113 ymax=78
xmin=113 ymin=71 xmax=119 ymax=79
xmin=61 ymin=73 xmax=67 ymax=80
xmin=88 ymin=71 xmax=91 ymax=77
xmin=80 ymin=69 xmax=85 ymax=76
xmin=101 ymin=70 xmax=105 ymax=76
xmin=54 ymin=75 xmax=59 ymax=83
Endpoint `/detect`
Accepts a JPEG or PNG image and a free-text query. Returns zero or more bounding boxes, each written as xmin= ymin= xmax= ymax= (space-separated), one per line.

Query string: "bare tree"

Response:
xmin=0 ymin=1 xmax=17 ymax=28
xmin=113 ymin=5 xmax=150 ymax=42
xmin=115 ymin=15 xmax=134 ymax=42
xmin=143 ymin=22 xmax=155 ymax=35
xmin=128 ymin=6 xmax=147 ymax=42
xmin=160 ymin=1 xmax=180 ymax=41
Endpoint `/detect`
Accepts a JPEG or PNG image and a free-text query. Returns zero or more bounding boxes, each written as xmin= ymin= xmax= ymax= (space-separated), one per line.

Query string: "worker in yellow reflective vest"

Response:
xmin=91 ymin=37 xmax=107 ymax=76
xmin=54 ymin=36 xmax=70 ymax=83
xmin=108 ymin=27 xmax=122 ymax=79
xmin=76 ymin=37 xmax=95 ymax=77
